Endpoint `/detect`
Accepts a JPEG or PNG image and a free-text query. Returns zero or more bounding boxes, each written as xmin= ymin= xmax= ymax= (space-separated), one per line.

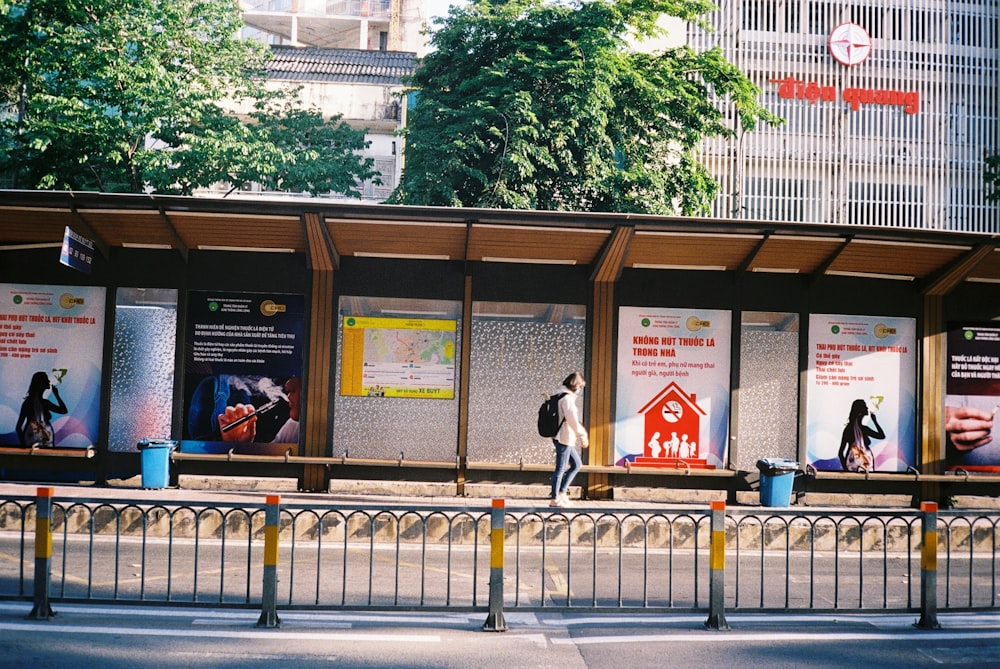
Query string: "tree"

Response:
xmin=987 ymin=154 xmax=1000 ymax=204
xmin=392 ymin=0 xmax=780 ymax=214
xmin=0 ymin=0 xmax=378 ymax=196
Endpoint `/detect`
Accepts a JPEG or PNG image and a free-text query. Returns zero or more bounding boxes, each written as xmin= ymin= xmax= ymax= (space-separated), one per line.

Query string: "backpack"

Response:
xmin=537 ymin=392 xmax=566 ymax=438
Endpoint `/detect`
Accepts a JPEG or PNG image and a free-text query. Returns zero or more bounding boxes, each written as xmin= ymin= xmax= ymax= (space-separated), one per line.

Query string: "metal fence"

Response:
xmin=1 ymin=491 xmax=998 ymax=622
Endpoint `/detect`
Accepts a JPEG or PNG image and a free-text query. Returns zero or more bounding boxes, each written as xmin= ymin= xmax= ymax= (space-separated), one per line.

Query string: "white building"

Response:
xmin=691 ymin=0 xmax=999 ymax=233
xmin=235 ymin=1 xmax=1000 ymax=224
xmin=239 ymin=0 xmax=432 ymax=55
xmin=225 ymin=1 xmax=427 ymax=202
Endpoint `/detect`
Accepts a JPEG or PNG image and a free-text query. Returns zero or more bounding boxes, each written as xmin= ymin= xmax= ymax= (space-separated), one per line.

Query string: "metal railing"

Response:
xmin=1 ymin=490 xmax=997 ymax=626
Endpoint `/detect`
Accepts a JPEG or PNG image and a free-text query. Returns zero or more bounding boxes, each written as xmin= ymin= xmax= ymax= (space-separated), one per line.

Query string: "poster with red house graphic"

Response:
xmin=615 ymin=307 xmax=731 ymax=469
xmin=632 ymin=382 xmax=712 ymax=468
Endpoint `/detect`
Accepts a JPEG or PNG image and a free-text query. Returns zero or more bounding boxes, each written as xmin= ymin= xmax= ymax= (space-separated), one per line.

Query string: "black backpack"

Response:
xmin=537 ymin=392 xmax=566 ymax=438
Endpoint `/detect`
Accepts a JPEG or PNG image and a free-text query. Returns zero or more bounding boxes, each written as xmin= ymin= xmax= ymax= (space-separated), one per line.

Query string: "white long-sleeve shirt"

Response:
xmin=556 ymin=386 xmax=588 ymax=448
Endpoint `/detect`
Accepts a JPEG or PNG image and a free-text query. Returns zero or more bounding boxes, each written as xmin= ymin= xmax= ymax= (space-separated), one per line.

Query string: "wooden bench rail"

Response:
xmin=0 ymin=445 xmax=95 ymax=459
xmin=466 ymin=460 xmax=738 ymax=477
xmin=805 ymin=464 xmax=1000 ymax=485
xmin=171 ymin=449 xmax=457 ymax=469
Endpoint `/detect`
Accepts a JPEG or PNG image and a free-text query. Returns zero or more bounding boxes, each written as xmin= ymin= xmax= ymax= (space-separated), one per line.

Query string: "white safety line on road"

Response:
xmin=0 ymin=602 xmax=481 ymax=626
xmin=0 ymin=621 xmax=441 ymax=643
xmin=551 ymin=629 xmax=1000 ymax=646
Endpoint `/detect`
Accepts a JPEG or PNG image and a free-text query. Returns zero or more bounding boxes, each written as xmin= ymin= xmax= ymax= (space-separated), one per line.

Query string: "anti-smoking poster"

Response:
xmin=0 ymin=283 xmax=106 ymax=449
xmin=615 ymin=307 xmax=731 ymax=469
xmin=806 ymin=314 xmax=916 ymax=472
xmin=945 ymin=322 xmax=1000 ymax=472
xmin=183 ymin=291 xmax=304 ymax=455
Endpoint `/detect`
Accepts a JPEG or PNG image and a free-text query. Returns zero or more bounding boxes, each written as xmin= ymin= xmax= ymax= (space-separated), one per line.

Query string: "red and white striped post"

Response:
xmin=28 ymin=487 xmax=56 ymax=620
xmin=482 ymin=498 xmax=508 ymax=632
xmin=704 ymin=500 xmax=730 ymax=630
xmin=257 ymin=494 xmax=281 ymax=628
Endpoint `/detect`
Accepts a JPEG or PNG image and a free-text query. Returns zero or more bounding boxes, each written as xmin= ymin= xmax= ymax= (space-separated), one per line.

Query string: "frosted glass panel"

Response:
xmin=333 ymin=296 xmax=461 ymax=461
xmin=737 ymin=311 xmax=799 ymax=468
xmin=467 ymin=302 xmax=586 ymax=465
xmin=109 ymin=288 xmax=178 ymax=452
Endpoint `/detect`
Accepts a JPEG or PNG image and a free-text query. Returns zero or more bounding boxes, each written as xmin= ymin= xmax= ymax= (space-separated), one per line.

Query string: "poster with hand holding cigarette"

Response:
xmin=183 ymin=291 xmax=304 ymax=455
xmin=945 ymin=323 xmax=1000 ymax=472
xmin=806 ymin=314 xmax=916 ymax=472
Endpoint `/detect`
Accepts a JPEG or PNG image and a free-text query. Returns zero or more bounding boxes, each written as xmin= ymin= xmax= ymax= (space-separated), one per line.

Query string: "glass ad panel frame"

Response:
xmin=615 ymin=306 xmax=732 ymax=469
xmin=805 ymin=313 xmax=916 ymax=472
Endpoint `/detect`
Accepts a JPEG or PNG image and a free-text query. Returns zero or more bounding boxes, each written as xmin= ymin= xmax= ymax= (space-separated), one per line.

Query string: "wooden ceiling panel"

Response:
xmin=167 ymin=212 xmax=305 ymax=251
xmin=626 ymin=231 xmax=762 ymax=269
xmin=77 ymin=209 xmax=177 ymax=248
xmin=967 ymin=248 xmax=1000 ymax=283
xmin=466 ymin=224 xmax=609 ymax=264
xmin=749 ymin=235 xmax=843 ymax=273
xmin=829 ymin=240 xmax=971 ymax=279
xmin=327 ymin=219 xmax=468 ymax=259
xmin=0 ymin=207 xmax=75 ymax=245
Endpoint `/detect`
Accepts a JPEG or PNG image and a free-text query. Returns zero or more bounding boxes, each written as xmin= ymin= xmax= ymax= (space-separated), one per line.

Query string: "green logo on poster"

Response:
xmin=641 ymin=318 xmax=651 ymax=327
xmin=964 ymin=330 xmax=974 ymax=340
xmin=831 ymin=325 xmax=840 ymax=334
xmin=347 ymin=317 xmax=356 ymax=327
xmin=208 ymin=301 xmax=219 ymax=312
xmin=12 ymin=295 xmax=22 ymax=304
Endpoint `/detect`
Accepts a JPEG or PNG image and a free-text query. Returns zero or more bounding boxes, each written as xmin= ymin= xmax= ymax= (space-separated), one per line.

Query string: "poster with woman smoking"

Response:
xmin=615 ymin=307 xmax=731 ymax=469
xmin=806 ymin=314 xmax=916 ymax=472
xmin=183 ymin=291 xmax=304 ymax=456
xmin=945 ymin=322 xmax=1000 ymax=472
xmin=0 ymin=283 xmax=106 ymax=449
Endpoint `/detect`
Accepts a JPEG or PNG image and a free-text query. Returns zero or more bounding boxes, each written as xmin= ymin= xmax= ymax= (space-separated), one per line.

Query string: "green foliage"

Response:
xmin=987 ymin=154 xmax=1000 ymax=204
xmin=393 ymin=0 xmax=780 ymax=214
xmin=0 ymin=0 xmax=375 ymax=196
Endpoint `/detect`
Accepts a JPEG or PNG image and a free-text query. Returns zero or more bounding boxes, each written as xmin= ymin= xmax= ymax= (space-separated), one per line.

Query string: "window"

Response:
xmin=744 ymin=177 xmax=822 ymax=223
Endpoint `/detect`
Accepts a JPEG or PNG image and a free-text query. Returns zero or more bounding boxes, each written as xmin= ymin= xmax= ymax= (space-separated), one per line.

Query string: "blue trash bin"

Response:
xmin=138 ymin=439 xmax=176 ymax=489
xmin=756 ymin=458 xmax=799 ymax=506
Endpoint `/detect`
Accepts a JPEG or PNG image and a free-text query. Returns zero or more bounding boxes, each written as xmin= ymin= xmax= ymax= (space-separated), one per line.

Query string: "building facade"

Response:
xmin=210 ymin=45 xmax=415 ymax=202
xmin=691 ymin=0 xmax=999 ymax=233
xmin=239 ymin=0 xmax=431 ymax=55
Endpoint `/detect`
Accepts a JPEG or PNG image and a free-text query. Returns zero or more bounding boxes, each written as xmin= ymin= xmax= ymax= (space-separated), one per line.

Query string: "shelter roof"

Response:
xmin=0 ymin=190 xmax=998 ymax=293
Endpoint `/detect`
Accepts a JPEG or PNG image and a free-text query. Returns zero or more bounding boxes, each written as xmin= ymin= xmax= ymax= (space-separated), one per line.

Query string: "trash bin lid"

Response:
xmin=756 ymin=457 xmax=799 ymax=472
xmin=138 ymin=438 xmax=177 ymax=449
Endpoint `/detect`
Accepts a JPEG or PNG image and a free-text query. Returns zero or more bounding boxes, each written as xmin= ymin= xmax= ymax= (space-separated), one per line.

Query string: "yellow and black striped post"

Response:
xmin=257 ymin=494 xmax=281 ymax=628
xmin=482 ymin=498 xmax=508 ymax=632
xmin=915 ymin=501 xmax=941 ymax=630
xmin=704 ymin=500 xmax=730 ymax=630
xmin=28 ymin=487 xmax=55 ymax=620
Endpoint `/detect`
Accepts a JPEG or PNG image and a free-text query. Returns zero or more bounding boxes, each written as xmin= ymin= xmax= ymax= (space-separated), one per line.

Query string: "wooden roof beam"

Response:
xmin=589 ymin=225 xmax=634 ymax=283
xmin=156 ymin=207 xmax=189 ymax=262
xmin=920 ymin=242 xmax=996 ymax=296
xmin=810 ymin=234 xmax=853 ymax=282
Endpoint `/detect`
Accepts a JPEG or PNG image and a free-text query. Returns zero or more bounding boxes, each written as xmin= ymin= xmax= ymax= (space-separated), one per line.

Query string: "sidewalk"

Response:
xmin=2 ymin=474 xmax=998 ymax=511
xmin=0 ymin=475 xmax=673 ymax=510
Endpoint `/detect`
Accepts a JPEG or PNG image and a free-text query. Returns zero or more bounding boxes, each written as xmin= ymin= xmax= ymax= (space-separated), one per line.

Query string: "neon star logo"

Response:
xmin=829 ymin=22 xmax=872 ymax=66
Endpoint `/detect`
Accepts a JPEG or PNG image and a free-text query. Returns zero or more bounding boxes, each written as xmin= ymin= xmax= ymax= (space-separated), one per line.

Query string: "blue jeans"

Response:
xmin=551 ymin=440 xmax=582 ymax=498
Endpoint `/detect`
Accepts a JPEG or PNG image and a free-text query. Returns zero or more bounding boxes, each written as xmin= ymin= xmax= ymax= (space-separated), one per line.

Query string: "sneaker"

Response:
xmin=549 ymin=497 xmax=563 ymax=507
xmin=558 ymin=492 xmax=573 ymax=507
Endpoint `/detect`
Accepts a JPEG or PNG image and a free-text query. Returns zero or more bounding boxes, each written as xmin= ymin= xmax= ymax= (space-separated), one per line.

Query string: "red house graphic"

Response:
xmin=633 ymin=382 xmax=713 ymax=469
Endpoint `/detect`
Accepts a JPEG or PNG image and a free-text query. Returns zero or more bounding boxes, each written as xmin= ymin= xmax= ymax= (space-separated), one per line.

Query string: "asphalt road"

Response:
xmin=1 ymin=602 xmax=999 ymax=669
